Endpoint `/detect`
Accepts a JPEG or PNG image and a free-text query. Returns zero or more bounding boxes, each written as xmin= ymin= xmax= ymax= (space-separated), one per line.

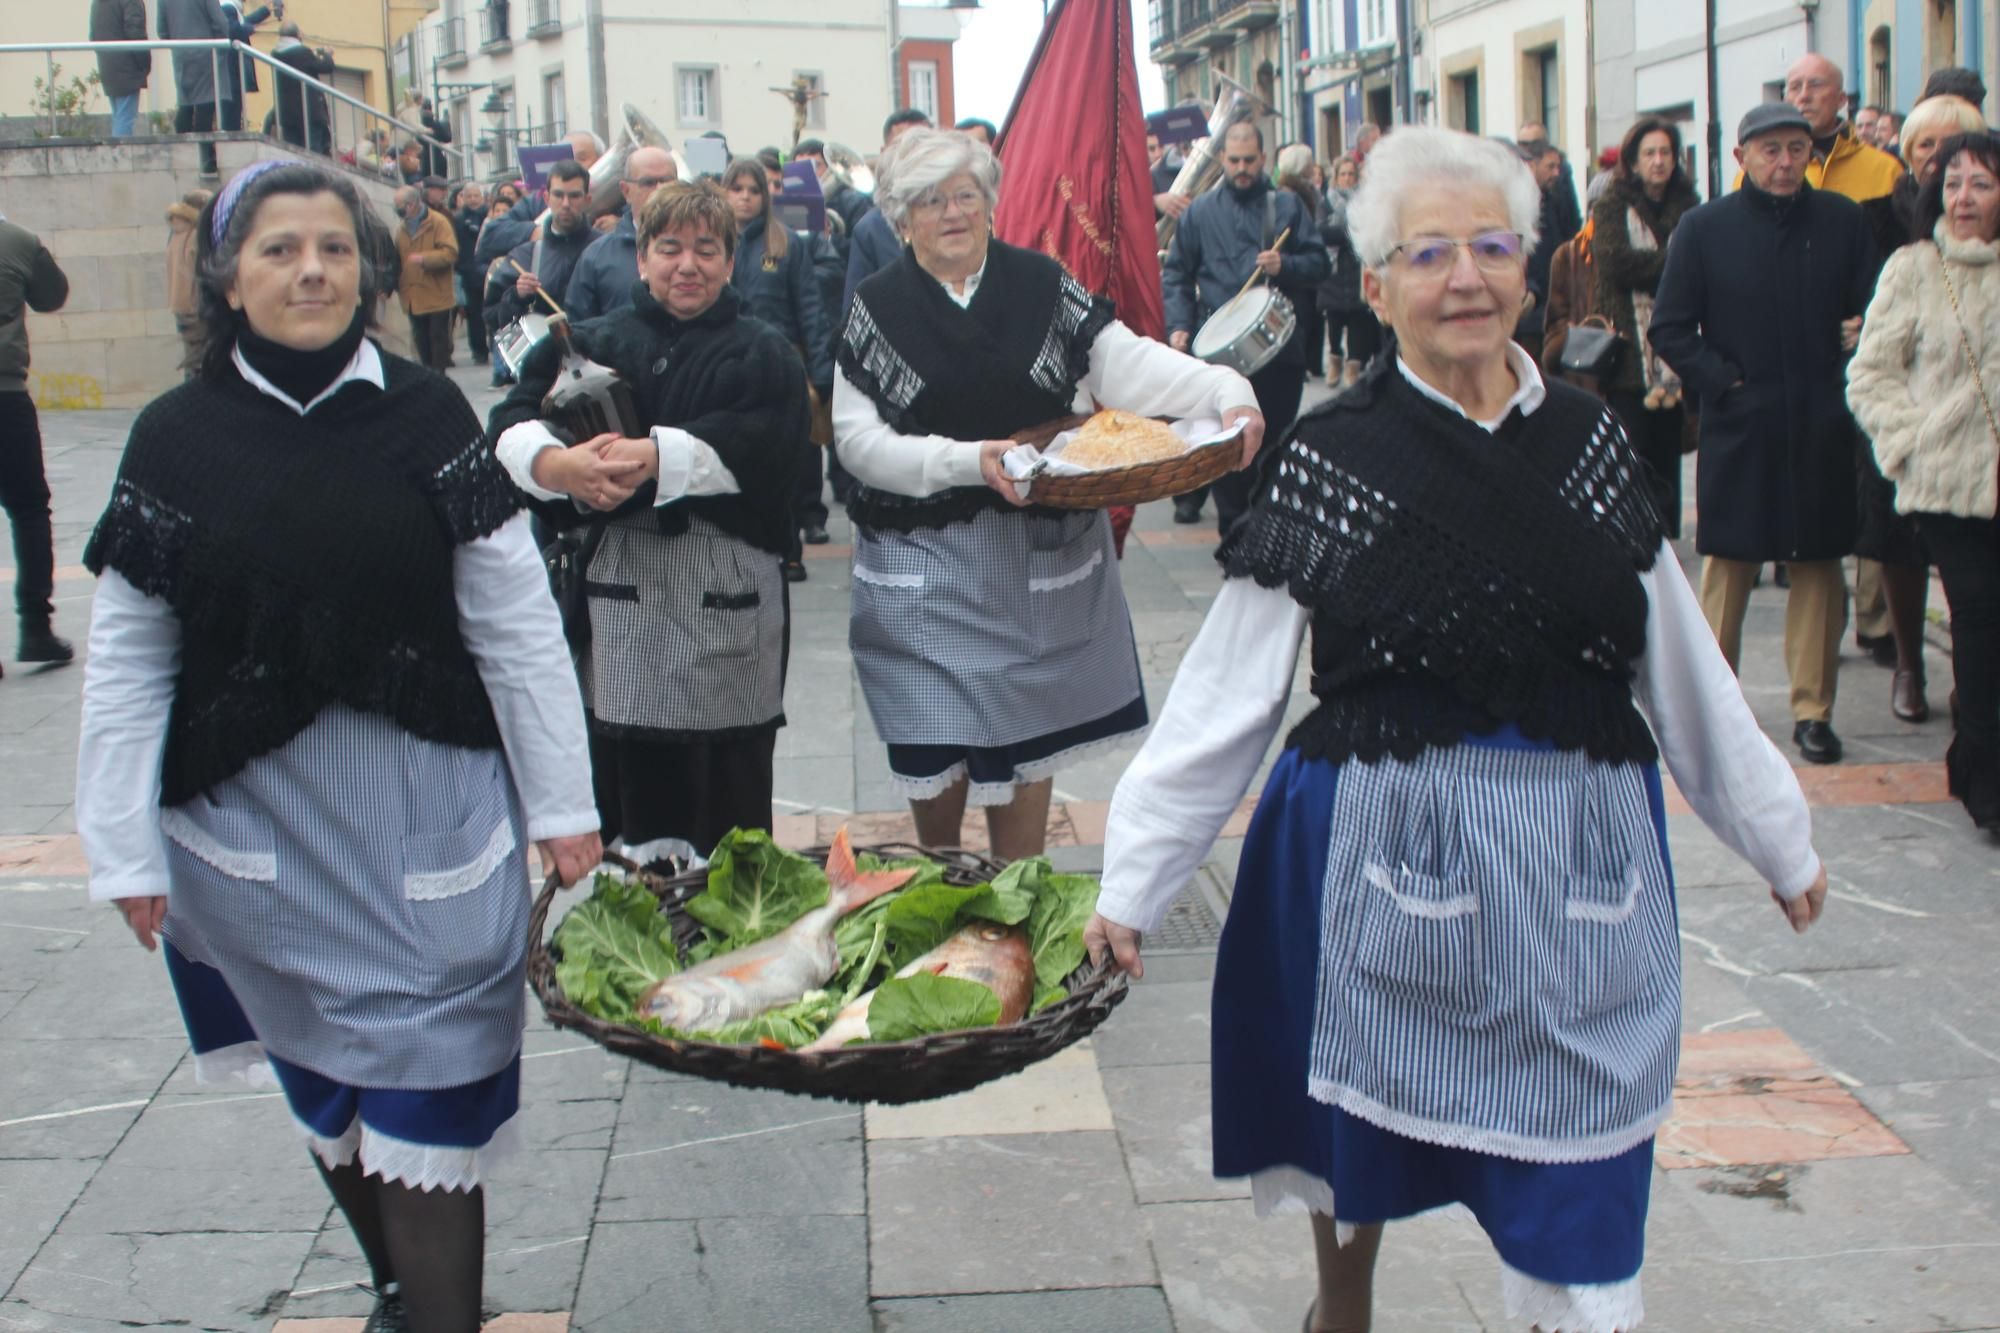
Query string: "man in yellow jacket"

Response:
xmin=394 ymin=184 xmax=459 ymax=372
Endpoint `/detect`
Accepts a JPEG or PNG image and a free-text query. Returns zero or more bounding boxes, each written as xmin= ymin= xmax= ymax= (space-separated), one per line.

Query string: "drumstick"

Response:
xmin=1234 ymin=227 xmax=1292 ymax=300
xmin=498 ymin=257 xmax=572 ymax=322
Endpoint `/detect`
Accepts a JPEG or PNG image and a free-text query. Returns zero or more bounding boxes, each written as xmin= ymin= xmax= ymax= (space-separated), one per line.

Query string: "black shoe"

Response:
xmin=471 ymin=353 xmax=489 ymax=365
xmin=1792 ymin=719 xmax=1843 ymax=764
xmin=783 ymin=559 xmax=807 ymax=583
xmin=1773 ymin=563 xmax=1791 ymax=589
xmin=801 ymin=524 xmax=830 ymax=545
xmin=18 ymin=626 xmax=73 ymax=665
xmin=1858 ymin=634 xmax=1899 ymax=668
xmin=360 ymin=1289 xmax=408 ymax=1333
xmin=1172 ymin=500 xmax=1202 ymax=525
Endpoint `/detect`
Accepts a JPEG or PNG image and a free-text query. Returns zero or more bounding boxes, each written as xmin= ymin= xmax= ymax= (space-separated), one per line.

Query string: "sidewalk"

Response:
xmin=2 ymin=372 xmax=1998 ymax=1331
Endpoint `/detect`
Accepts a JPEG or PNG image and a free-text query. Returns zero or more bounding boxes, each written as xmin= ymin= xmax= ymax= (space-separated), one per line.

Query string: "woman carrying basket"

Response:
xmin=492 ymin=180 xmax=813 ymax=864
xmin=1088 ymin=128 xmax=1827 ymax=1331
xmin=76 ymin=160 xmax=602 ymax=1333
xmin=831 ymin=127 xmax=1266 ymax=859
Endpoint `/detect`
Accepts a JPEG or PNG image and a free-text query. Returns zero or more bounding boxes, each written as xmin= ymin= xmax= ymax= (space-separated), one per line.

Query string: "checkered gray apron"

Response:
xmin=1307 ymin=744 xmax=1682 ymax=1162
xmin=579 ymin=514 xmax=786 ymax=735
xmin=158 ymin=705 xmax=529 ymax=1091
xmin=849 ymin=506 xmax=1143 ymax=747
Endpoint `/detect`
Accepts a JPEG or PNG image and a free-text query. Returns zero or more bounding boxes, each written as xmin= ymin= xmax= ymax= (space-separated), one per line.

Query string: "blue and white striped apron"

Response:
xmin=1307 ymin=742 xmax=1682 ymax=1162
xmin=158 ymin=704 xmax=530 ymax=1091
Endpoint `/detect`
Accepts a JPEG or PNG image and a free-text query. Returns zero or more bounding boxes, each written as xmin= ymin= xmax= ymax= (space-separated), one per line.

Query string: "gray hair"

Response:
xmin=872 ymin=128 xmax=1002 ymax=230
xmin=1345 ymin=126 xmax=1541 ymax=269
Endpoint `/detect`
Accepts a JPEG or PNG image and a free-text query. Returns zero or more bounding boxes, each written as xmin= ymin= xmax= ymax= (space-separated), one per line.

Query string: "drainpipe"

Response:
xmin=586 ymin=0 xmax=608 ymax=139
xmin=1705 ymin=0 xmax=1721 ymax=199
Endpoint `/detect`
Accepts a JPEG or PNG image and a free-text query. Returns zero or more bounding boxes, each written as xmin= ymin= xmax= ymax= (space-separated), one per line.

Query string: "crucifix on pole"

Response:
xmin=769 ymin=75 xmax=828 ymax=147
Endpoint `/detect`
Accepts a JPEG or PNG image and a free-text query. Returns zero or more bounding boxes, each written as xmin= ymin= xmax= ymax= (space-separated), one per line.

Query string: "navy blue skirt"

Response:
xmin=887 ymin=692 xmax=1150 ymax=805
xmin=1212 ymin=734 xmax=1668 ymax=1288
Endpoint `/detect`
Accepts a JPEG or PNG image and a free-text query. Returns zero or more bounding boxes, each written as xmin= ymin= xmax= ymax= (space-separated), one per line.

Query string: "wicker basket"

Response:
xmin=526 ymin=844 xmax=1130 ymax=1105
xmin=1009 ymin=414 xmax=1243 ymax=509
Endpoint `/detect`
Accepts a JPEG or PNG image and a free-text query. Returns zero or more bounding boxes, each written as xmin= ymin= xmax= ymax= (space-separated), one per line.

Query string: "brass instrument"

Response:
xmin=587 ymin=102 xmax=674 ymax=223
xmin=1156 ymin=76 xmax=1261 ymax=258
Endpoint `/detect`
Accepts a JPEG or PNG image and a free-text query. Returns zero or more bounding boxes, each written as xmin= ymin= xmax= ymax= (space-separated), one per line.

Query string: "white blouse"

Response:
xmin=76 ymin=343 xmax=600 ymax=903
xmin=831 ymin=291 xmax=1264 ymax=498
xmin=1096 ymin=355 xmax=1823 ymax=933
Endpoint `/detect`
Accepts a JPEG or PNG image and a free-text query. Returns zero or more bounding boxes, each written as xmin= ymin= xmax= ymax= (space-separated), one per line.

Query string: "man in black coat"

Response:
xmin=267 ymin=21 xmax=333 ymax=152
xmin=91 ymin=0 xmax=151 ymax=137
xmin=1516 ymin=136 xmax=1579 ymax=350
xmin=1650 ymin=102 xmax=1879 ymax=765
xmin=487 ymin=160 xmax=595 ymax=352
xmin=1162 ymin=121 xmax=1330 ymax=532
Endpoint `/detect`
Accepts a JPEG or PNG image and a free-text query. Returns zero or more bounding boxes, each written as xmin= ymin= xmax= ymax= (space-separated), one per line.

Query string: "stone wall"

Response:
xmin=1 ymin=134 xmax=415 ymax=410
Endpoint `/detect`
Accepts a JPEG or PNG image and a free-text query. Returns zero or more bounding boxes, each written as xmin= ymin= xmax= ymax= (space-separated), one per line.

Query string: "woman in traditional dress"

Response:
xmin=1849 ymin=131 xmax=2000 ymax=830
xmin=832 ymin=127 xmax=1266 ymax=859
xmin=492 ymin=180 xmax=812 ymax=864
xmin=1590 ymin=116 xmax=1700 ymax=537
xmin=76 ymin=160 xmax=602 ymax=1333
xmin=1088 ymin=128 xmax=1828 ymax=1332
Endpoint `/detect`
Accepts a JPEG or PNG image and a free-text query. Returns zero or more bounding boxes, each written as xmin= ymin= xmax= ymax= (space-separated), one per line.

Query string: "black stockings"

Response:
xmin=313 ymin=1156 xmax=486 ymax=1332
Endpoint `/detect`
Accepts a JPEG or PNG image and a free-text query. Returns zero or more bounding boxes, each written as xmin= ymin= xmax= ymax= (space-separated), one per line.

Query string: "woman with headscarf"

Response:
xmin=832 ymin=127 xmax=1266 ymax=859
xmin=77 ymin=160 xmax=601 ymax=1333
xmin=1090 ymin=128 xmax=1826 ymax=1331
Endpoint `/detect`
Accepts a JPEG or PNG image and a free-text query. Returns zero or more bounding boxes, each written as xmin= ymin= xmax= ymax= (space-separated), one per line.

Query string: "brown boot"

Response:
xmin=1343 ymin=359 xmax=1363 ymax=387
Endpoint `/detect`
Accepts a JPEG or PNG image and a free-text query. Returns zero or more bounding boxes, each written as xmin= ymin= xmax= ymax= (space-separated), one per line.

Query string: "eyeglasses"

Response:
xmin=624 ymin=176 xmax=674 ymax=188
xmin=548 ymin=188 xmax=588 ymax=203
xmin=1387 ymin=231 xmax=1525 ymax=275
xmin=909 ymin=188 xmax=985 ymax=219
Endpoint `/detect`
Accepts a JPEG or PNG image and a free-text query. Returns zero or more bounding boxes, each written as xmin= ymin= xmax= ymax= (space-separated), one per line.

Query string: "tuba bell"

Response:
xmin=1156 ymin=75 xmax=1261 ymax=257
xmin=588 ymin=102 xmax=673 ymax=222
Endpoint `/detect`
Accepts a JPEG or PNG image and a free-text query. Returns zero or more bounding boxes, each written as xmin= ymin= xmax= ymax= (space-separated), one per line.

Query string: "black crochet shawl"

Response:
xmin=84 ymin=346 xmax=520 ymax=806
xmin=835 ymin=238 xmax=1115 ymax=532
xmin=489 ymin=282 xmax=811 ymax=557
xmin=1220 ymin=355 xmax=1667 ymax=764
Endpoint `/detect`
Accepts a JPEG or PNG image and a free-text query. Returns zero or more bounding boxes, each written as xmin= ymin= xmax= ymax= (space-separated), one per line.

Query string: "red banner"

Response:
xmin=993 ymin=0 xmax=1165 ymax=342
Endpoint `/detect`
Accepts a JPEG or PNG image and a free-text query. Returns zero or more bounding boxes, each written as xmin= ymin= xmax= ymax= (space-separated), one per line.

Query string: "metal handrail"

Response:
xmin=0 ymin=38 xmax=465 ymax=177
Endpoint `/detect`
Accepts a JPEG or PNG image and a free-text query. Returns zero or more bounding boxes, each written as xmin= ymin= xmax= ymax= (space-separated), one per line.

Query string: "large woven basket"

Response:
xmin=1011 ymin=414 xmax=1242 ymax=509
xmin=526 ymin=844 xmax=1130 ymax=1105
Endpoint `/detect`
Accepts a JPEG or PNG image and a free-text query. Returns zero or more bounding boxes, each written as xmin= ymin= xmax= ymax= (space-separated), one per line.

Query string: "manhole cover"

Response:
xmin=1150 ymin=889 xmax=1224 ymax=952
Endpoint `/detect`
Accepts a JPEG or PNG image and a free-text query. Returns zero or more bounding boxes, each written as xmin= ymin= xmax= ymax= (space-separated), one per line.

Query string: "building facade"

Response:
xmin=407 ymin=0 xmax=962 ymax=182
xmin=1147 ymin=1 xmax=1297 ymax=148
xmin=1414 ymin=0 xmax=1591 ymax=160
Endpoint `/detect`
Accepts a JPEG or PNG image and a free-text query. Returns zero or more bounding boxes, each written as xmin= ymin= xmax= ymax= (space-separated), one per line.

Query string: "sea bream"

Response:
xmin=636 ymin=828 xmax=917 ymax=1032
xmin=800 ymin=921 xmax=1035 ymax=1052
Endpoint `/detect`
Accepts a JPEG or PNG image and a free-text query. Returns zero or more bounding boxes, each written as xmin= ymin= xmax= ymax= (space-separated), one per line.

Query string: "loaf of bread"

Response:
xmin=1057 ymin=410 xmax=1186 ymax=469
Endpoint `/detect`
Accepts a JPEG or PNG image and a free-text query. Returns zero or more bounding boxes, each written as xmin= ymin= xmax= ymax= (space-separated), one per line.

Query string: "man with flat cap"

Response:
xmin=1650 ymin=101 xmax=1879 ymax=765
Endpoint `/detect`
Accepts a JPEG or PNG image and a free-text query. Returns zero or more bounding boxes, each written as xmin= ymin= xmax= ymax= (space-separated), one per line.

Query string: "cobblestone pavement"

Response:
xmin=2 ymin=367 xmax=1998 ymax=1331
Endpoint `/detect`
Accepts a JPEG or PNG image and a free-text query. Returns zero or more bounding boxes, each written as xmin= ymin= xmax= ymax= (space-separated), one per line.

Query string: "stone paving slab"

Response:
xmin=863 ymin=1043 xmax=1114 ymax=1140
xmin=866 ymin=1130 xmax=1156 ymax=1298
xmin=2 ymin=1227 xmax=312 ymax=1331
xmin=570 ymin=1214 xmax=871 ymax=1333
xmin=872 ymin=1286 xmax=1176 ymax=1331
xmin=1100 ymin=1063 xmax=1248 ymax=1206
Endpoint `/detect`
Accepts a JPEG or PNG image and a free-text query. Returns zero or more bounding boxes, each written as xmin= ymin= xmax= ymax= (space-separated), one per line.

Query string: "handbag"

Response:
xmin=543 ymin=519 xmax=607 ymax=653
xmin=1558 ymin=315 xmax=1625 ymax=383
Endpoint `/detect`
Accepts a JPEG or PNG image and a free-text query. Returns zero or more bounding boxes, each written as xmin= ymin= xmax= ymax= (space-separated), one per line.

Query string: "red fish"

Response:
xmin=800 ymin=921 xmax=1036 ymax=1052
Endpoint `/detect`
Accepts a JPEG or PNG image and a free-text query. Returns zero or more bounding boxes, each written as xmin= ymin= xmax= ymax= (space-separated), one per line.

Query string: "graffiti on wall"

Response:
xmin=34 ymin=373 xmax=104 ymax=410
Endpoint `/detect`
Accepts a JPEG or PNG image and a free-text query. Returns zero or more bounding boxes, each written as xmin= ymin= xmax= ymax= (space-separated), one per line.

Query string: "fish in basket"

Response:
xmin=525 ymin=828 xmax=1130 ymax=1104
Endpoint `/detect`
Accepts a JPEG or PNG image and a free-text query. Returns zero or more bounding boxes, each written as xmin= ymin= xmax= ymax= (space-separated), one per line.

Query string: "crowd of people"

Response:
xmin=0 ymin=22 xmax=1985 ymax=1333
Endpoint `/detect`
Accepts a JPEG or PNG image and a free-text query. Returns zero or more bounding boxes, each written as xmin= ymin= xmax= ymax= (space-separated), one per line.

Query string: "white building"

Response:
xmin=407 ymin=0 xmax=963 ymax=181
xmin=1412 ymin=0 xmax=1592 ymax=162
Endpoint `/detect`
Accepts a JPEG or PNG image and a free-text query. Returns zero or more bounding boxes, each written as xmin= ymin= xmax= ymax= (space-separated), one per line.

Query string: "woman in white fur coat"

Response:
xmin=1849 ymin=130 xmax=2000 ymax=831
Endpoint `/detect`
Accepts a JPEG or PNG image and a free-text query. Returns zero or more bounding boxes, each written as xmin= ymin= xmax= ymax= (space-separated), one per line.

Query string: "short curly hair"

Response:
xmin=636 ymin=179 xmax=739 ymax=259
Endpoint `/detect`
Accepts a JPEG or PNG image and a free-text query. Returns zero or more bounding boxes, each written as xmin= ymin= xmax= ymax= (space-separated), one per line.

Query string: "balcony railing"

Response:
xmin=478 ymin=2 xmax=510 ymax=50
xmin=1214 ymin=0 xmax=1279 ymax=28
xmin=437 ymin=17 xmax=465 ymax=65
xmin=1177 ymin=0 xmax=1211 ymax=32
xmin=1149 ymin=0 xmax=1175 ymax=47
xmin=527 ymin=0 xmax=559 ymax=37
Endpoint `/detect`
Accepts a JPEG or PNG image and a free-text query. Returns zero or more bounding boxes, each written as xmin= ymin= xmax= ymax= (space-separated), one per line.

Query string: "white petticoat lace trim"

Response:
xmin=297 ymin=1111 xmax=523 ymax=1193
xmin=190 ymin=1040 xmax=282 ymax=1089
xmin=1306 ymin=1078 xmax=1668 ymax=1165
xmin=886 ymin=726 xmax=1149 ymax=807
xmin=1502 ymin=1262 xmax=1645 ymax=1332
xmin=1243 ymin=1165 xmax=1360 ymax=1246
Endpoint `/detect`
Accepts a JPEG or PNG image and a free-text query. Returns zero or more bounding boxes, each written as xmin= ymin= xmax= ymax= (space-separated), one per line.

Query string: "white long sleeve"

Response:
xmin=452 ymin=511 xmax=599 ymax=842
xmin=1098 ymin=578 xmax=1310 ymax=932
xmin=75 ymin=570 xmax=181 ymax=902
xmin=1631 ymin=540 xmax=1822 ymax=899
xmin=494 ymin=420 xmax=740 ymax=506
xmin=832 ymin=318 xmax=1261 ymax=498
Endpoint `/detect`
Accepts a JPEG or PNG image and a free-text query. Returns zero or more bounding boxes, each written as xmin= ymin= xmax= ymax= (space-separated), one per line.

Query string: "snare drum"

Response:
xmin=1192 ymin=286 xmax=1297 ymax=377
xmin=494 ymin=312 xmax=553 ymax=378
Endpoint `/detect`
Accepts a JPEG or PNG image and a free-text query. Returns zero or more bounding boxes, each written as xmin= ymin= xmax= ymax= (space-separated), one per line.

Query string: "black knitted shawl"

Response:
xmin=84 ymin=346 xmax=519 ymax=805
xmin=835 ymin=238 xmax=1115 ymax=532
xmin=1220 ymin=355 xmax=1667 ymax=765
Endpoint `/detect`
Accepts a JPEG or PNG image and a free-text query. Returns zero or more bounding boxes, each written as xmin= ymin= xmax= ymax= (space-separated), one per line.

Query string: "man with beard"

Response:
xmin=1162 ymin=121 xmax=1328 ymax=531
xmin=487 ymin=160 xmax=596 ymax=336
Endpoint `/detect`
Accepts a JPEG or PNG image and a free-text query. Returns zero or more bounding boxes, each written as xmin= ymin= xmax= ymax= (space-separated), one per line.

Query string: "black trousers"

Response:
xmin=459 ymin=277 xmax=488 ymax=361
xmin=1326 ymin=305 xmax=1383 ymax=364
xmin=590 ymin=727 xmax=777 ymax=858
xmin=1919 ymin=513 xmax=2000 ymax=823
xmin=1180 ymin=361 xmax=1307 ymax=535
xmin=795 ymin=447 xmax=828 ymax=532
xmin=1605 ymin=389 xmax=1685 ymax=539
xmin=408 ymin=311 xmax=453 ymax=371
xmin=175 ymin=101 xmax=217 ymax=174
xmin=0 ymin=394 xmax=55 ymax=629
xmin=826 ymin=444 xmax=858 ymax=505
xmin=1297 ymin=290 xmax=1323 ymax=377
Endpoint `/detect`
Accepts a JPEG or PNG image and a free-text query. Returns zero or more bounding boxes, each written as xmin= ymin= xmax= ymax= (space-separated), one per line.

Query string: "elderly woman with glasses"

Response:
xmin=832 ymin=127 xmax=1266 ymax=859
xmin=1088 ymin=128 xmax=1828 ymax=1332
